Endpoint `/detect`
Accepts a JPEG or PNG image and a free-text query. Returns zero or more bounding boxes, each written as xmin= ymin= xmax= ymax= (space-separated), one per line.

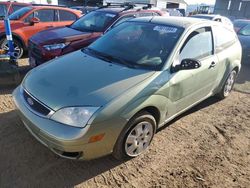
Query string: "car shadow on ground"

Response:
xmin=0 ymin=94 xmax=223 ymax=187
xmin=234 ymin=64 xmax=250 ymax=94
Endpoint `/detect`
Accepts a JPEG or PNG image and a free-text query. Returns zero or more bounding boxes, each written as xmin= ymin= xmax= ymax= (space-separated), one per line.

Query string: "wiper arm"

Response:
xmin=82 ymin=48 xmax=114 ymax=63
xmin=83 ymin=48 xmax=136 ymax=68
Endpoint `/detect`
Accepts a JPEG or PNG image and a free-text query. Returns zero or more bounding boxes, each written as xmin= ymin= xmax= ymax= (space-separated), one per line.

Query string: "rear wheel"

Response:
xmin=217 ymin=70 xmax=237 ymax=99
xmin=112 ymin=112 xmax=156 ymax=160
xmin=0 ymin=38 xmax=24 ymax=59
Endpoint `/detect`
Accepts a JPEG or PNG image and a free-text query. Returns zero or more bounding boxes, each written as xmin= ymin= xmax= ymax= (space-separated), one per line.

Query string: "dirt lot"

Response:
xmin=0 ymin=60 xmax=249 ymax=188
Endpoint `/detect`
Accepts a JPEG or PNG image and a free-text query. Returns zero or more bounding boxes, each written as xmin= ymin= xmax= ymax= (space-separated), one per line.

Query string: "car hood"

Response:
xmin=23 ymin=51 xmax=155 ymax=111
xmin=30 ymin=26 xmax=100 ymax=44
xmin=238 ymin=35 xmax=250 ymax=49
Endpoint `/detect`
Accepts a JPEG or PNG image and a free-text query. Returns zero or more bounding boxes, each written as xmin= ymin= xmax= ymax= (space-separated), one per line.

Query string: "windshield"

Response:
xmin=234 ymin=20 xmax=250 ymax=31
xmin=9 ymin=7 xmax=32 ymax=20
xmin=86 ymin=22 xmax=184 ymax=70
xmin=71 ymin=11 xmax=117 ymax=32
xmin=238 ymin=24 xmax=250 ymax=36
xmin=0 ymin=4 xmax=6 ymax=17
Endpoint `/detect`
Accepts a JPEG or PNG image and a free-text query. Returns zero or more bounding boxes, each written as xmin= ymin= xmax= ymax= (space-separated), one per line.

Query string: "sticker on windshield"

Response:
xmin=153 ymin=26 xmax=177 ymax=33
xmin=105 ymin=13 xmax=116 ymax=18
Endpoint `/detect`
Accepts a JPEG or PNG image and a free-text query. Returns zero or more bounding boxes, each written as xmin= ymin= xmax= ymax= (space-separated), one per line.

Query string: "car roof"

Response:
xmin=130 ymin=16 xmax=210 ymax=29
xmin=234 ymin=19 xmax=250 ymax=23
xmin=30 ymin=5 xmax=81 ymax=15
xmin=95 ymin=6 xmax=161 ymax=15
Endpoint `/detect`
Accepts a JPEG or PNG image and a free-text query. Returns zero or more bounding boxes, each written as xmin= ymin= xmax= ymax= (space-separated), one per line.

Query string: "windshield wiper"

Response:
xmin=83 ymin=48 xmax=136 ymax=68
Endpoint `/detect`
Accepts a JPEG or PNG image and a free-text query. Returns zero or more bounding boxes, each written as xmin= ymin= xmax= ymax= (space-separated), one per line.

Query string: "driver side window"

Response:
xmin=180 ymin=27 xmax=213 ymax=62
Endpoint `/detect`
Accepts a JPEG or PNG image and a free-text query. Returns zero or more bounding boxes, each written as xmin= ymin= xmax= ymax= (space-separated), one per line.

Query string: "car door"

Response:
xmin=168 ymin=26 xmax=219 ymax=113
xmin=57 ymin=9 xmax=78 ymax=27
xmin=20 ymin=9 xmax=57 ymax=40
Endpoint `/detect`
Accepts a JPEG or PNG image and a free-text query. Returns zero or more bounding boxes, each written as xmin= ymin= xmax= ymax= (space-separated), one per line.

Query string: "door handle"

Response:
xmin=46 ymin=25 xmax=53 ymax=28
xmin=209 ymin=61 xmax=216 ymax=68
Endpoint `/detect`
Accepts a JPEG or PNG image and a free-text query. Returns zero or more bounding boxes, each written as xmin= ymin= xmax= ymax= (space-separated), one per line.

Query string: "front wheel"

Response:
xmin=112 ymin=112 xmax=156 ymax=160
xmin=217 ymin=70 xmax=237 ymax=99
xmin=0 ymin=38 xmax=24 ymax=59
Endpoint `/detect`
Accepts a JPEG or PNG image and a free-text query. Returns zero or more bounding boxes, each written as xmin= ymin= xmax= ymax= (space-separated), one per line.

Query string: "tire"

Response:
xmin=217 ymin=70 xmax=237 ymax=99
xmin=112 ymin=111 xmax=156 ymax=160
xmin=0 ymin=38 xmax=24 ymax=59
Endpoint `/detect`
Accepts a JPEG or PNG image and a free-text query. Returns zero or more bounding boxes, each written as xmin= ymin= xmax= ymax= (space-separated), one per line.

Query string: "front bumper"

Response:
xmin=13 ymin=86 xmax=127 ymax=160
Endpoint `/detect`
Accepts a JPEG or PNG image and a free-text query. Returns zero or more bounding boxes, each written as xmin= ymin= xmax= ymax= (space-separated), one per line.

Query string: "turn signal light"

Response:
xmin=88 ymin=133 xmax=105 ymax=143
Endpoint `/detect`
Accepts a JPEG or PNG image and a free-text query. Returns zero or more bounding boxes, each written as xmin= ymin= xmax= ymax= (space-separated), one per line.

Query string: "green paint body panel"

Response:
xmin=13 ymin=17 xmax=242 ymax=160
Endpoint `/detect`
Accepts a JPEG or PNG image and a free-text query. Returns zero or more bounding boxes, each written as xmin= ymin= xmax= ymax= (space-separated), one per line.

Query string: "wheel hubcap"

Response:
xmin=224 ymin=72 xmax=236 ymax=96
xmin=1 ymin=41 xmax=22 ymax=58
xmin=125 ymin=121 xmax=153 ymax=157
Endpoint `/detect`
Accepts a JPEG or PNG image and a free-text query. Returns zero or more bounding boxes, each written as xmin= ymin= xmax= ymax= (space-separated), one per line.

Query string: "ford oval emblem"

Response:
xmin=27 ymin=97 xmax=34 ymax=106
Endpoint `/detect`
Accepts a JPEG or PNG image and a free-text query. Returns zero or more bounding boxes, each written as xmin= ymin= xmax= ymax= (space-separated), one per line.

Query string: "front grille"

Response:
xmin=23 ymin=89 xmax=51 ymax=116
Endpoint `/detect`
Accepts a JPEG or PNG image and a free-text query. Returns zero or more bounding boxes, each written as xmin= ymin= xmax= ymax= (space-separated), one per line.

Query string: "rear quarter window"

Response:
xmin=59 ymin=10 xmax=77 ymax=21
xmin=213 ymin=26 xmax=237 ymax=52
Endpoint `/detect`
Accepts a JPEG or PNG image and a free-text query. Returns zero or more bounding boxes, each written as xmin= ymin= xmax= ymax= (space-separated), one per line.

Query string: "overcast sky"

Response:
xmin=185 ymin=0 xmax=216 ymax=5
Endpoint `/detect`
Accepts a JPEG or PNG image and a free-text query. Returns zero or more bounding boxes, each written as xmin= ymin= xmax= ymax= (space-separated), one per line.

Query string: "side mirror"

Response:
xmin=171 ymin=58 xmax=201 ymax=73
xmin=30 ymin=17 xmax=40 ymax=25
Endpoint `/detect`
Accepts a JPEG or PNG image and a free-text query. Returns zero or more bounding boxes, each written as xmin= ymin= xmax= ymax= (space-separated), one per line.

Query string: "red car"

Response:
xmin=0 ymin=5 xmax=82 ymax=58
xmin=28 ymin=3 xmax=165 ymax=66
xmin=0 ymin=1 xmax=30 ymax=18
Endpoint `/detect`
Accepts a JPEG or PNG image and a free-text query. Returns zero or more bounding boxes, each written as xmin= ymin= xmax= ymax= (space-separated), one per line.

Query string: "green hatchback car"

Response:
xmin=13 ymin=17 xmax=242 ymax=160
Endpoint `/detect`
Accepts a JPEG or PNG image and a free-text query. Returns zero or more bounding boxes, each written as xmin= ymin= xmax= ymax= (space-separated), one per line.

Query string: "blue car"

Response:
xmin=234 ymin=19 xmax=250 ymax=64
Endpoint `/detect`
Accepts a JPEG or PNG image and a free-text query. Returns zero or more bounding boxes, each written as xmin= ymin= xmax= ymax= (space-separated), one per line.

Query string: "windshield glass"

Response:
xmin=234 ymin=20 xmax=250 ymax=31
xmin=238 ymin=24 xmax=250 ymax=36
xmin=9 ymin=7 xmax=32 ymax=20
xmin=0 ymin=5 xmax=6 ymax=17
xmin=87 ymin=22 xmax=184 ymax=70
xmin=71 ymin=11 xmax=117 ymax=32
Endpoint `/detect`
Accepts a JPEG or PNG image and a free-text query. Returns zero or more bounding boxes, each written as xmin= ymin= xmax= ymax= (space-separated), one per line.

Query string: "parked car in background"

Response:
xmin=13 ymin=17 xmax=242 ymax=160
xmin=70 ymin=6 xmax=98 ymax=14
xmin=233 ymin=19 xmax=250 ymax=33
xmin=234 ymin=19 xmax=250 ymax=64
xmin=28 ymin=3 xmax=164 ymax=66
xmin=0 ymin=1 xmax=30 ymax=18
xmin=191 ymin=14 xmax=234 ymax=30
xmin=167 ymin=9 xmax=183 ymax=16
xmin=0 ymin=5 xmax=82 ymax=58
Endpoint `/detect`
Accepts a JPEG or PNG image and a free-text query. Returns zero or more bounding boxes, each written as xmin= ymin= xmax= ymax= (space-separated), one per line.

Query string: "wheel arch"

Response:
xmin=0 ymin=32 xmax=26 ymax=50
xmin=134 ymin=106 xmax=161 ymax=127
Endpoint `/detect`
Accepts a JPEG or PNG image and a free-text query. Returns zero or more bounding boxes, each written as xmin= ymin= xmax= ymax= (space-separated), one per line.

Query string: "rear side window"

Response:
xmin=213 ymin=26 xmax=236 ymax=51
xmin=35 ymin=9 xmax=55 ymax=22
xmin=0 ymin=4 xmax=6 ymax=17
xmin=180 ymin=27 xmax=213 ymax=60
xmin=12 ymin=5 xmax=27 ymax=12
xmin=59 ymin=10 xmax=77 ymax=21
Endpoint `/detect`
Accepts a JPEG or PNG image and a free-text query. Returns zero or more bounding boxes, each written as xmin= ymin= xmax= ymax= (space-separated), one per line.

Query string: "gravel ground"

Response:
xmin=0 ymin=59 xmax=249 ymax=188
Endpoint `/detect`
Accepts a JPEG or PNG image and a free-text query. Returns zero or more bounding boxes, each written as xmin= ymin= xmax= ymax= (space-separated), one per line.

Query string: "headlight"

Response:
xmin=43 ymin=43 xmax=68 ymax=51
xmin=51 ymin=107 xmax=99 ymax=128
